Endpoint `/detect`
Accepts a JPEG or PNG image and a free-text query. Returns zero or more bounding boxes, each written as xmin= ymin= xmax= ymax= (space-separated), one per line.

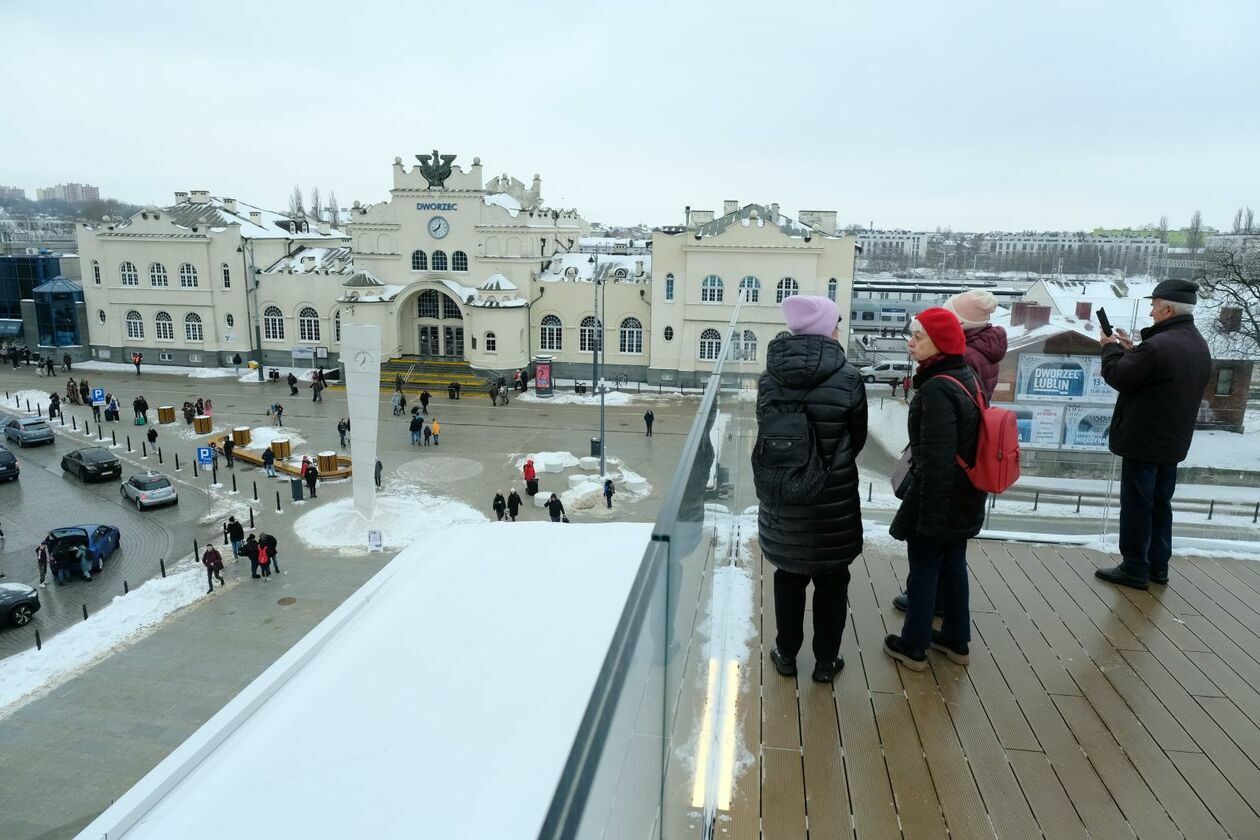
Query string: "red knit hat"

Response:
xmin=911 ymin=307 xmax=966 ymax=355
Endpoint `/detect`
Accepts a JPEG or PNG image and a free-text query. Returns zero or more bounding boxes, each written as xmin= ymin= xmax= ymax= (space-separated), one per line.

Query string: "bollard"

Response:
xmin=193 ymin=460 xmax=198 ymax=478
xmin=37 ymin=403 xmax=42 ymax=417
xmin=990 ymin=495 xmax=996 ymax=510
xmin=160 ymin=558 xmax=166 ymax=578
xmin=212 ymin=464 xmax=218 ymax=486
xmin=97 ymin=423 xmax=102 ymax=440
xmin=1033 ymin=491 xmax=1039 ymax=511
xmin=126 ymin=434 xmax=132 ymax=452
xmin=223 ymin=523 xmax=229 ymax=545
xmin=194 ymin=538 xmax=200 ymax=559
xmin=60 ymin=412 xmax=65 ymax=426
xmin=71 ymin=415 xmax=76 ymax=430
xmin=142 ymin=441 xmax=147 ymax=458
xmin=252 ymin=480 xmax=258 ymax=501
xmin=35 ymin=629 xmax=41 ymax=651
xmin=158 ymin=447 xmax=163 ymax=465
xmin=26 ymin=399 xmax=30 ymax=412
xmin=1208 ymin=499 xmax=1215 ymax=521
xmin=82 ymin=603 xmax=89 ymax=621
xmin=232 ymin=473 xmax=237 ymax=493
xmin=1076 ymin=495 xmax=1082 ymax=514
xmin=124 ymin=579 xmax=129 ymax=595
xmin=1254 ymin=502 xmax=1258 ymax=524
xmin=249 ymin=507 xmax=255 ymax=529
xmin=276 ymin=490 xmax=282 ymax=512
xmin=175 ymin=452 xmax=180 ymax=471
xmin=867 ymin=482 xmax=872 ymax=502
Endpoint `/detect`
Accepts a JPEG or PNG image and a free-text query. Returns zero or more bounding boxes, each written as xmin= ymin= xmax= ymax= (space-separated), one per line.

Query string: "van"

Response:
xmin=858 ymin=360 xmax=913 ymax=385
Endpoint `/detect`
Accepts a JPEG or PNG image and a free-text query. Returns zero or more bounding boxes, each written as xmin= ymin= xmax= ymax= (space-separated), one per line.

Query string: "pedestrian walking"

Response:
xmin=204 ymin=398 xmax=213 ymax=417
xmin=232 ymin=353 xmax=242 ymax=375
xmin=514 ymin=369 xmax=522 ymax=392
xmin=202 ymin=544 xmax=225 ymax=593
xmin=310 ymin=379 xmax=324 ymax=403
xmin=107 ymin=395 xmax=119 ymax=422
xmin=337 ymin=418 xmax=350 ymax=447
xmin=227 ymin=516 xmax=245 ymax=558
xmin=1094 ymin=279 xmax=1212 ymax=590
xmin=374 ymin=458 xmax=383 ymax=488
xmin=223 ymin=437 xmax=235 ymax=467
xmin=91 ymin=400 xmax=101 ymax=423
xmin=523 ymin=458 xmax=538 ymax=496
xmin=131 ymin=351 xmax=141 ymax=375
xmin=270 ymin=402 xmax=284 ymax=427
xmin=22 ymin=347 xmax=30 ymax=366
xmin=507 ymin=488 xmax=522 ymax=521
xmin=392 ymin=391 xmax=404 ymax=416
xmin=195 ymin=398 xmax=205 ymax=416
xmin=287 ymin=371 xmax=298 ymax=396
xmin=883 ymin=308 xmax=984 ymax=672
xmin=752 ymin=295 xmax=867 ymax=684
xmin=305 ymin=461 xmax=320 ymax=498
xmin=943 ymin=290 xmax=1007 ymax=399
xmin=422 ymin=424 xmax=432 ymax=446
xmin=603 ymin=478 xmax=615 ymax=509
xmin=420 ymin=390 xmax=431 ymax=415
xmin=488 ymin=383 xmax=499 ymax=406
xmin=242 ymin=534 xmax=261 ymax=577
xmin=901 ymin=374 xmax=912 ymax=403
xmin=63 ymin=352 xmax=73 ymax=373
xmin=48 ymin=392 xmax=61 ymax=420
xmin=79 ymin=379 xmax=89 ymax=405
xmin=36 ymin=541 xmax=50 ymax=588
xmin=545 ymin=493 xmax=566 ymax=522
xmin=146 ymin=426 xmax=158 ymax=448
xmin=409 ymin=413 xmax=423 ymax=445
xmin=262 ymin=446 xmax=277 ymax=477
xmin=431 ymin=418 xmax=440 ymax=446
xmin=493 ymin=491 xmax=507 ymax=521
xmin=644 ymin=409 xmax=655 ymax=437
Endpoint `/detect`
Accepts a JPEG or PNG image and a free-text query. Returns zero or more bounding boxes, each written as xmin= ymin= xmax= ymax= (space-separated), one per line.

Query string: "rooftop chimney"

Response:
xmin=723 ymin=199 xmax=739 ymax=215
xmin=223 ymin=198 xmax=237 ymax=213
xmin=249 ymin=211 xmax=263 ymax=225
xmin=688 ymin=209 xmax=715 ymax=226
xmin=189 ymin=190 xmax=210 ymax=204
xmin=1011 ymin=301 xmax=1031 ymax=326
xmin=318 ymin=221 xmax=331 ymax=235
xmin=1074 ymin=301 xmax=1092 ymax=321
xmin=174 ymin=191 xmax=189 ymax=204
xmin=1026 ymin=305 xmax=1052 ymax=329
xmin=301 ymin=255 xmax=316 ymax=269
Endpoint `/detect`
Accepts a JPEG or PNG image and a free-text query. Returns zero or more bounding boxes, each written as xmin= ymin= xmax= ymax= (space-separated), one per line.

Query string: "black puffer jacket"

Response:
xmin=1100 ymin=314 xmax=1210 ymax=464
xmin=756 ymin=334 xmax=868 ymax=574
xmin=890 ymin=356 xmax=987 ymax=542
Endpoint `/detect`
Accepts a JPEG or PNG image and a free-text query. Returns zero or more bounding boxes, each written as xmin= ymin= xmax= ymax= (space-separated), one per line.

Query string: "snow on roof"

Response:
xmin=691 ymin=203 xmax=839 ymax=240
xmin=578 ymin=236 xmax=650 ymax=252
xmin=477 ymin=273 xmax=517 ymax=292
xmin=341 ymin=269 xmax=384 ymax=288
xmin=263 ymin=246 xmax=354 ymax=275
xmin=540 ymin=251 xmax=651 ymax=284
xmin=439 ymin=278 xmax=480 ymax=303
xmin=94 ymin=197 xmax=349 ymax=241
xmin=340 ymin=282 xmax=406 ymax=303
xmin=482 ymin=192 xmax=522 ymax=216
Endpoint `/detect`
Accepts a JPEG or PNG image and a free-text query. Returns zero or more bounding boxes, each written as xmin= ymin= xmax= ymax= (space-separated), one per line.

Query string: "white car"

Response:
xmin=858 ymin=360 xmax=913 ymax=385
xmin=120 ymin=472 xmax=179 ymax=510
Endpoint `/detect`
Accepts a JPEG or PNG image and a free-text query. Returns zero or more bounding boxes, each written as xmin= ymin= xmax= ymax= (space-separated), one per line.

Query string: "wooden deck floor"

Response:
xmin=723 ymin=539 xmax=1260 ymax=839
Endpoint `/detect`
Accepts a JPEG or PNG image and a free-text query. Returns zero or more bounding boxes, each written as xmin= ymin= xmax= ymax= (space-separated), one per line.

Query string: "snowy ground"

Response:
xmin=291 ymin=481 xmax=485 ymax=553
xmin=512 ymin=449 xmax=653 ymax=513
xmin=239 ymin=426 xmax=308 ymax=451
xmin=0 ymin=558 xmax=208 ymax=720
xmin=517 ymin=388 xmax=694 ymax=407
xmin=72 ymin=360 xmax=322 ymax=384
xmin=1184 ymin=408 xmax=1260 ymax=471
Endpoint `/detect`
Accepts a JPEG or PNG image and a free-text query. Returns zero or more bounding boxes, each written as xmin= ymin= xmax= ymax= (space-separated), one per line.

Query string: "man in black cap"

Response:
xmin=1095 ymin=278 xmax=1211 ymax=589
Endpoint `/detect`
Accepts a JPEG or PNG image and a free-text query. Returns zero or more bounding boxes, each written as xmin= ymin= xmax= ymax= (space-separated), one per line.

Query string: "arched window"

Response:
xmin=736 ymin=330 xmax=758 ymax=362
xmin=484 ymin=331 xmax=497 ymax=352
xmin=417 ymin=290 xmax=439 ymax=319
xmin=663 ymin=326 xmax=674 ymax=341
xmin=150 ymin=263 xmax=169 ymax=287
xmin=827 ymin=278 xmax=838 ymax=301
xmin=484 ymin=236 xmax=500 ymax=256
xmin=452 ymin=251 xmax=469 ymax=272
xmin=263 ymin=305 xmax=284 ymax=341
xmin=776 ymin=277 xmax=799 ymax=303
xmin=221 ymin=263 xmax=231 ymax=288
xmin=540 ymin=314 xmax=563 ymax=351
xmin=775 ymin=330 xmax=792 ymax=341
xmin=96 ymin=309 xmax=106 ymax=324
xmin=698 ymin=328 xmax=722 ymax=360
xmin=225 ymin=313 xmax=234 ymax=328
xmin=120 ymin=262 xmax=138 ymax=286
xmin=580 ymin=316 xmax=603 ymax=352
xmin=179 ymin=263 xmax=198 ymax=288
xmin=333 ymin=310 xmax=341 ymax=343
xmin=298 ymin=307 xmax=320 ymax=342
xmin=125 ymin=310 xmax=144 ymax=339
xmin=411 ymin=250 xmax=428 ymax=271
xmin=664 ymin=273 xmax=675 ymax=301
xmin=431 ymin=250 xmax=448 ymax=271
xmin=739 ymin=276 xmax=760 ymax=303
xmin=154 ymin=311 xmax=174 ymax=340
xmin=91 ymin=260 xmax=101 ymax=285
xmin=441 ymin=295 xmax=462 ymax=320
xmin=619 ymin=317 xmax=643 ymax=354
xmin=701 ymin=274 xmax=723 ymax=303
xmin=184 ymin=312 xmax=203 ymax=342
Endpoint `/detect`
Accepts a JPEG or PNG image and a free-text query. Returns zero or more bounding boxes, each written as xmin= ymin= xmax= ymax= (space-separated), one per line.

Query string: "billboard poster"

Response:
xmin=1016 ymin=354 xmax=1116 ymax=403
xmin=534 ymin=357 xmax=553 ymax=395
xmin=995 ymin=403 xmax=1064 ymax=448
xmin=1062 ymin=405 xmax=1114 ymax=450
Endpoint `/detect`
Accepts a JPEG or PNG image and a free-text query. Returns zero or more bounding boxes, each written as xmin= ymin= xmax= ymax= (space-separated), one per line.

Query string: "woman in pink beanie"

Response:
xmin=943 ymin=290 xmax=1007 ymax=399
xmin=884 ymin=307 xmax=986 ymax=672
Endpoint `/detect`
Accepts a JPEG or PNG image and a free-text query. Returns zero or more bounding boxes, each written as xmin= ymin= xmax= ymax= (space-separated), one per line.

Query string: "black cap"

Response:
xmin=1145 ymin=278 xmax=1198 ymax=304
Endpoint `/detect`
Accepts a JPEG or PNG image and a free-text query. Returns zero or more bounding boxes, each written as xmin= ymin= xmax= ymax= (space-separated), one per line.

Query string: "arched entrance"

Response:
xmin=412 ymin=288 xmax=465 ymax=359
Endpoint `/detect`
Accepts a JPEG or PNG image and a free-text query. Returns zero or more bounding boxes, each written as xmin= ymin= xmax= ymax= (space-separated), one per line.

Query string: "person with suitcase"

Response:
xmin=523 ymin=458 xmax=539 ymax=496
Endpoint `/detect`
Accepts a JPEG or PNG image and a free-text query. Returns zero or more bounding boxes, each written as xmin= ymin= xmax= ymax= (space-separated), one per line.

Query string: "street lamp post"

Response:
xmin=238 ymin=239 xmax=264 ymax=381
xmin=589 ymin=255 xmax=608 ymax=475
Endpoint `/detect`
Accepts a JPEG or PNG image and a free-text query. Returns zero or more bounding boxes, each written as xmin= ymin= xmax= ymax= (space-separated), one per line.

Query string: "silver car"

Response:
xmin=3 ymin=416 xmax=54 ymax=447
xmin=1 ymin=582 xmax=41 ymax=627
xmin=120 ymin=471 xmax=178 ymax=510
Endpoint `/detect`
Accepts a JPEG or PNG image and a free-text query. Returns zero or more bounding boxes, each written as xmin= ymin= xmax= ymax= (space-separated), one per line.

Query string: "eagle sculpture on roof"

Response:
xmin=416 ymin=150 xmax=456 ymax=188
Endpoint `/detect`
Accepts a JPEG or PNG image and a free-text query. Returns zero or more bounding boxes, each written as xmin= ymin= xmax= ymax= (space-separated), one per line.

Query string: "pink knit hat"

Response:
xmin=943 ymin=290 xmax=998 ymax=330
xmin=782 ymin=295 xmax=841 ymax=337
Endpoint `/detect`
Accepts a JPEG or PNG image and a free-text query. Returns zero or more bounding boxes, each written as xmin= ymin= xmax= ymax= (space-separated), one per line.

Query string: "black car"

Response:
xmin=0 ymin=583 xmax=40 ymax=627
xmin=0 ymin=445 xmax=17 ymax=481
xmin=61 ymin=447 xmax=122 ymax=482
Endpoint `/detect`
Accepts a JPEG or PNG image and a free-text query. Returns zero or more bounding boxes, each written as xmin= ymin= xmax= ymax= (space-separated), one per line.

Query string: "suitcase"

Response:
xmin=526 ymin=478 xmax=539 ymax=496
xmin=134 ymin=416 xmax=146 ymax=426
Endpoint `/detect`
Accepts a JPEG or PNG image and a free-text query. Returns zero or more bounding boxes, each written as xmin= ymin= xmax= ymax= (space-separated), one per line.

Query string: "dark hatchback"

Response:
xmin=0 ymin=445 xmax=17 ymax=481
xmin=62 ymin=447 xmax=123 ymax=482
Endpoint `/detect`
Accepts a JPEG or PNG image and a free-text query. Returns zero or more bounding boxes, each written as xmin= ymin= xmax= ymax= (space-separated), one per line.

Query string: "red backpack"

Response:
xmin=937 ymin=375 xmax=1021 ymax=494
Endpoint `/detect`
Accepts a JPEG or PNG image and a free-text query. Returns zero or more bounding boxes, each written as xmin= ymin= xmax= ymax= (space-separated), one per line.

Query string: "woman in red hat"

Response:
xmin=884 ymin=307 xmax=987 ymax=672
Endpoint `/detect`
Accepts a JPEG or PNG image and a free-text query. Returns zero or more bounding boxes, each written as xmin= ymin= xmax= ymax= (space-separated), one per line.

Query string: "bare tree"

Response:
xmin=1187 ymin=210 xmax=1204 ymax=254
xmin=1246 ymin=207 xmax=1255 ymax=234
xmin=1157 ymin=215 xmax=1169 ymax=242
xmin=1199 ymin=242 xmax=1260 ymax=359
xmin=288 ymin=185 xmax=304 ymax=218
xmin=1234 ymin=207 xmax=1245 ymax=234
xmin=309 ymin=186 xmax=322 ymax=221
xmin=327 ymin=190 xmax=338 ymax=224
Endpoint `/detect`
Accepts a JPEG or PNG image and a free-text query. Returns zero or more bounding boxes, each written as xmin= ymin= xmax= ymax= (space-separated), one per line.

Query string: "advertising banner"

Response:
xmin=995 ymin=403 xmax=1064 ymax=448
xmin=1062 ymin=405 xmax=1114 ymax=450
xmin=1016 ymin=354 xmax=1116 ymax=403
xmin=533 ymin=355 xmax=554 ymax=397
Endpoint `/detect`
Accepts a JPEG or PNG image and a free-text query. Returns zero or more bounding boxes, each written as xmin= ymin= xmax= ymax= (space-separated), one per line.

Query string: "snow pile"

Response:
xmin=518 ymin=390 xmax=635 ymax=406
xmin=0 ymin=559 xmax=207 ymax=719
xmin=865 ymin=396 xmax=909 ymax=455
xmin=7 ymin=389 xmax=59 ymax=414
xmin=177 ymin=423 xmax=225 ymax=440
xmin=241 ymin=426 xmax=308 ymax=451
xmin=186 ymin=368 xmax=235 ymax=379
xmin=69 ymin=360 xmax=325 ymax=384
xmin=292 ymin=484 xmax=485 ymax=552
xmin=515 ymin=451 xmax=580 ymax=473
xmin=1184 ymin=409 xmax=1260 ymax=472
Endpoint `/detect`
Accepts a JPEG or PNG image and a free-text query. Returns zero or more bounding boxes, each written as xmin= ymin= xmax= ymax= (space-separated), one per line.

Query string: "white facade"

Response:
xmin=857 ymin=230 xmax=930 ymax=263
xmin=983 ymin=230 xmax=1166 ymax=257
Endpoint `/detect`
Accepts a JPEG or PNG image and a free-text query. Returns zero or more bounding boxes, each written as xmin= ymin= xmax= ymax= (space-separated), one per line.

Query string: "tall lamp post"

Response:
xmin=238 ymin=240 xmax=264 ymax=381
xmin=589 ymin=255 xmax=608 ymax=475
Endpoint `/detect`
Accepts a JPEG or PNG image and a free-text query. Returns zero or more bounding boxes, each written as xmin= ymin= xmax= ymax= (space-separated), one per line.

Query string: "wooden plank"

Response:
xmin=847 ymin=553 xmax=902 ymax=695
xmin=722 ymin=550 xmax=763 ymax=840
xmin=1197 ymin=696 xmax=1260 ymax=771
xmin=1076 ymin=547 xmax=1201 ymax=619
xmin=1213 ymin=557 xmax=1260 ymax=600
xmin=1167 ymin=751 xmax=1260 ymax=840
xmin=1167 ymin=561 xmax=1260 ymax=657
xmin=1030 ymin=546 xmax=1143 ymax=650
xmin=760 ymin=747 xmax=807 ymax=840
xmin=1051 ymin=694 xmax=1181 ymax=840
xmin=1196 ymin=556 xmax=1260 ymax=610
xmin=761 ymin=560 xmax=802 ymax=751
xmin=833 ymin=630 xmax=899 ymax=839
xmin=872 ymin=690 xmax=948 ymax=840
xmin=1121 ymin=649 xmax=1260 ymax=814
xmin=902 ymin=666 xmax=998 ymax=839
xmin=1180 ymin=614 xmax=1260 ymax=690
xmin=1187 ymin=651 xmax=1260 ymax=730
xmin=1006 ymin=749 xmax=1088 ymax=840
xmin=930 ymin=658 xmax=1041 ymax=839
xmin=797 ymin=678 xmax=851 ymax=840
xmin=966 ymin=540 xmax=999 ymax=614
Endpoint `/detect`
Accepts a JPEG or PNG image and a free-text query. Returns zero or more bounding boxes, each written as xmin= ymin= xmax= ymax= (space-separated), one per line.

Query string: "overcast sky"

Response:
xmin=4 ymin=0 xmax=1256 ymax=232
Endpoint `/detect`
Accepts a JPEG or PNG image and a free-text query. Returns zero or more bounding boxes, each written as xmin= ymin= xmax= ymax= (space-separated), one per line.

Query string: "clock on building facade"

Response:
xmin=428 ymin=216 xmax=450 ymax=239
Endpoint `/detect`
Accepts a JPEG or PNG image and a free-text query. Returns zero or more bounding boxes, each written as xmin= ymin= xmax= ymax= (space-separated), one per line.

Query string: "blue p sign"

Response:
xmin=91 ymin=388 xmax=105 ymax=405
xmin=197 ymin=447 xmax=213 ymax=465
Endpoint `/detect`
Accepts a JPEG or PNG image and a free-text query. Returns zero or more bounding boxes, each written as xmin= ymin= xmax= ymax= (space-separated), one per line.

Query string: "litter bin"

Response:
xmin=290 ymin=477 xmax=304 ymax=502
xmin=269 ymin=368 xmax=281 ymax=381
xmin=448 ymin=385 xmax=457 ymax=400
xmin=590 ymin=437 xmax=602 ymax=457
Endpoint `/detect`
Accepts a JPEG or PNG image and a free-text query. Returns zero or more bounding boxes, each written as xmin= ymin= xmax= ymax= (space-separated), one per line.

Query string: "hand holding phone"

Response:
xmin=1096 ymin=307 xmax=1113 ymax=337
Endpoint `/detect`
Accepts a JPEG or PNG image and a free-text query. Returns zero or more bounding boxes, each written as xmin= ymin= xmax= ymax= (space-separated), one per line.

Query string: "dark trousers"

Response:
xmin=900 ymin=537 xmax=970 ymax=655
xmin=645 ymin=423 xmax=653 ymax=437
xmin=496 ymin=510 xmax=505 ymax=521
xmin=289 ymin=385 xmax=298 ymax=395
xmin=1119 ymin=458 xmax=1177 ymax=580
xmin=250 ymin=557 xmax=259 ymax=576
xmin=206 ymin=567 xmax=224 ymax=590
xmin=772 ymin=565 xmax=851 ymax=663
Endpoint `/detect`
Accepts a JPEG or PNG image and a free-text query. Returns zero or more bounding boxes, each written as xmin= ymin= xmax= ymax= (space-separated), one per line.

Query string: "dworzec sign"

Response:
xmin=416 ymin=202 xmax=458 ymax=211
xmin=1016 ymin=354 xmax=1116 ymax=403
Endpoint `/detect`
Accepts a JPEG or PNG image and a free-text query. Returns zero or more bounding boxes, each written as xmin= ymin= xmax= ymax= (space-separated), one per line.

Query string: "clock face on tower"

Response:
xmin=428 ymin=216 xmax=450 ymax=239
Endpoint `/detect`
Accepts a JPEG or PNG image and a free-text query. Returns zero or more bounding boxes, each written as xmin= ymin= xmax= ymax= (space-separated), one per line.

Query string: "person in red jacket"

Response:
xmin=202 ymin=544 xmax=225 ymax=593
xmin=523 ymin=458 xmax=539 ymax=496
xmin=943 ymin=290 xmax=1007 ymax=399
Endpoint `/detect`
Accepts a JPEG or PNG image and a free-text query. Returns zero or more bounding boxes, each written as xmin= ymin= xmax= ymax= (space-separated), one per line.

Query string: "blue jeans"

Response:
xmin=411 ymin=430 xmax=421 ymax=445
xmin=265 ymin=464 xmax=276 ymax=477
xmin=899 ymin=537 xmax=970 ymax=655
xmin=1119 ymin=458 xmax=1177 ymax=580
xmin=231 ymin=539 xmax=242 ymax=557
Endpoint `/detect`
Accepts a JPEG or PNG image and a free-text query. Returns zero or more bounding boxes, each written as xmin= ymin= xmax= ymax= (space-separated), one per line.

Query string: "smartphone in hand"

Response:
xmin=1097 ymin=307 xmax=1113 ymax=337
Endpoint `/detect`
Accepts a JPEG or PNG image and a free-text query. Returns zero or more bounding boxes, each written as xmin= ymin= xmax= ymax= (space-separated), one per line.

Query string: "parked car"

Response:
xmin=0 ymin=445 xmax=18 ymax=481
xmin=858 ymin=360 xmax=913 ymax=385
xmin=46 ymin=525 xmax=121 ymax=575
xmin=120 ymin=471 xmax=178 ymax=510
xmin=0 ymin=582 xmax=40 ymax=627
xmin=61 ymin=447 xmax=122 ymax=482
xmin=3 ymin=416 xmax=54 ymax=447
